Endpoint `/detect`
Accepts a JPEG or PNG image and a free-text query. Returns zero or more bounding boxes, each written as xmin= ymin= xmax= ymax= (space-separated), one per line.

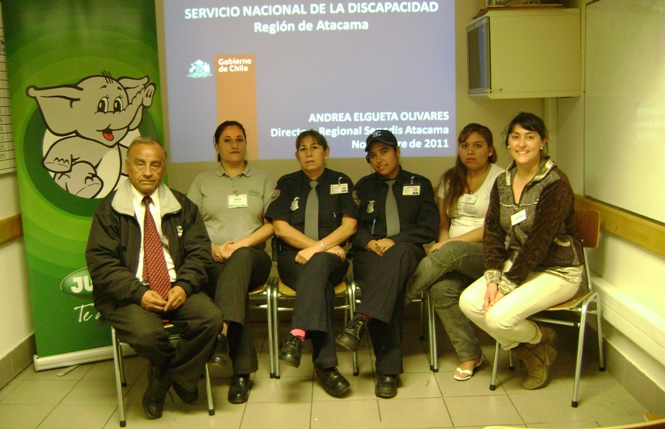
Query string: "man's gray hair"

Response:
xmin=126 ymin=136 xmax=167 ymax=161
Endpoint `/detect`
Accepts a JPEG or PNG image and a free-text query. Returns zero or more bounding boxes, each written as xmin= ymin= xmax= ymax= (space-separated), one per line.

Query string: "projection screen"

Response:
xmin=162 ymin=1 xmax=456 ymax=162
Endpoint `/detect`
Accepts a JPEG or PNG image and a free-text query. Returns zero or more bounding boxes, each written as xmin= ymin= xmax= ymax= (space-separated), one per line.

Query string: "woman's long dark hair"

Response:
xmin=441 ymin=123 xmax=497 ymax=217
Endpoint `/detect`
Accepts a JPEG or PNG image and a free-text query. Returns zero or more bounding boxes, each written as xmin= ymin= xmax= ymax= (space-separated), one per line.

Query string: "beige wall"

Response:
xmin=558 ymin=0 xmax=665 ymax=395
xmin=0 ymin=174 xmax=32 ymax=360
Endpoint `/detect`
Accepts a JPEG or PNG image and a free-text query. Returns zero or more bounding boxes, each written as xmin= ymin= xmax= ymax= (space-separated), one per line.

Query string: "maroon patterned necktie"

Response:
xmin=142 ymin=196 xmax=172 ymax=300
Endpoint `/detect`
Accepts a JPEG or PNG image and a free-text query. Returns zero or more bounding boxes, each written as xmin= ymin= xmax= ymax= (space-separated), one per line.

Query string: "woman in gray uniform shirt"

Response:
xmin=187 ymin=121 xmax=275 ymax=404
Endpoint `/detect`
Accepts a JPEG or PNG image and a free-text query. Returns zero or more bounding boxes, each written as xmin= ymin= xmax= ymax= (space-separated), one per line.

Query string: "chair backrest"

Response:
xmin=574 ymin=209 xmax=600 ymax=249
xmin=573 ymin=209 xmax=600 ymax=294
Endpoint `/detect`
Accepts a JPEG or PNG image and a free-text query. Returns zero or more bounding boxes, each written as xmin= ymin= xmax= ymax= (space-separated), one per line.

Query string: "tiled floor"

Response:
xmin=0 ymin=316 xmax=650 ymax=429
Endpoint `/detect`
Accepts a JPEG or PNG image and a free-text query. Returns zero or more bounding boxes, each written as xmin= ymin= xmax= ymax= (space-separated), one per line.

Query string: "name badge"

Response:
xmin=228 ymin=194 xmax=248 ymax=208
xmin=460 ymin=194 xmax=477 ymax=204
xmin=511 ymin=209 xmax=527 ymax=226
xmin=330 ymin=183 xmax=348 ymax=195
xmin=402 ymin=185 xmax=420 ymax=196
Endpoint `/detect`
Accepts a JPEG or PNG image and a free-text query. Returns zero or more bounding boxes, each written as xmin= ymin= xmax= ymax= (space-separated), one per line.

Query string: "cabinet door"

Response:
xmin=488 ymin=12 xmax=581 ymax=98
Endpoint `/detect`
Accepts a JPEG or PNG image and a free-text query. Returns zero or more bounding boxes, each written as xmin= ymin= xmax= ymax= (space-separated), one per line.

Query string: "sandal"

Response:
xmin=453 ymin=358 xmax=482 ymax=381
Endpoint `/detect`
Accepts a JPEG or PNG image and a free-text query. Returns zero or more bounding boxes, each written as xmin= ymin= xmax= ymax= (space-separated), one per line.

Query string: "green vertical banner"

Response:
xmin=4 ymin=0 xmax=163 ymax=369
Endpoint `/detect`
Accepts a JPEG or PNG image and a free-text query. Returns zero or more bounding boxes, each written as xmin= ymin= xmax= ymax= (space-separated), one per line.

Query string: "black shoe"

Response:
xmin=208 ymin=334 xmax=231 ymax=368
xmin=315 ymin=367 xmax=350 ymax=398
xmin=142 ymin=364 xmax=171 ymax=419
xmin=336 ymin=313 xmax=368 ymax=352
xmin=375 ymin=374 xmax=398 ymax=398
xmin=279 ymin=334 xmax=303 ymax=368
xmin=173 ymin=381 xmax=198 ymax=404
xmin=228 ymin=374 xmax=251 ymax=404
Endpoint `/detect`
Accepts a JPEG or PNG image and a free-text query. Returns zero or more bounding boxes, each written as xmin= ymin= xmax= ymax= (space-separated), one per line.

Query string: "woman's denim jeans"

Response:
xmin=406 ymin=241 xmax=484 ymax=362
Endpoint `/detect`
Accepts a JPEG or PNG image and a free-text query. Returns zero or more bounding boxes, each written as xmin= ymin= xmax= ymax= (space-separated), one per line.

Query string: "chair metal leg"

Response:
xmin=270 ymin=280 xmax=281 ymax=379
xmin=570 ymin=302 xmax=589 ymax=408
xmin=584 ymin=249 xmax=605 ymax=375
xmin=418 ymin=292 xmax=426 ymax=340
xmin=568 ymin=291 xmax=607 ymax=408
xmin=348 ymin=281 xmax=359 ymax=376
xmin=204 ymin=363 xmax=214 ymax=415
xmin=266 ymin=281 xmax=276 ymax=378
xmin=426 ymin=290 xmax=438 ymax=372
xmin=111 ymin=327 xmax=126 ymax=427
xmin=115 ymin=334 xmax=126 ymax=387
xmin=490 ymin=341 xmax=500 ymax=391
xmin=595 ymin=294 xmax=605 ymax=371
xmin=348 ymin=280 xmax=357 ymax=315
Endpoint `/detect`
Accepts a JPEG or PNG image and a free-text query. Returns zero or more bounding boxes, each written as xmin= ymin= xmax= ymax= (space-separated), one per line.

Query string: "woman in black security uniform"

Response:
xmin=336 ymin=129 xmax=439 ymax=398
xmin=265 ymin=129 xmax=358 ymax=398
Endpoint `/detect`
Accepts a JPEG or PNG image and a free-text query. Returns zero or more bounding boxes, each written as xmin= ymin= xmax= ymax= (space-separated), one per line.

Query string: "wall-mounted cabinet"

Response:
xmin=467 ymin=8 xmax=581 ymax=99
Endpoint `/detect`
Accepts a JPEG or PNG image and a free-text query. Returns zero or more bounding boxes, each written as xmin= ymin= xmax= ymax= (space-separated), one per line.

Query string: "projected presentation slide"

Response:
xmin=163 ymin=1 xmax=456 ymax=162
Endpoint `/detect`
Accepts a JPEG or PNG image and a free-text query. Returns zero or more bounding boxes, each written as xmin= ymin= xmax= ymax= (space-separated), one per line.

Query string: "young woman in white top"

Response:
xmin=405 ymin=123 xmax=502 ymax=380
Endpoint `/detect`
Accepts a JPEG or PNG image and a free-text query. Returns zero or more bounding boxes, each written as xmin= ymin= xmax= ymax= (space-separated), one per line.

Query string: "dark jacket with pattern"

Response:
xmin=483 ymin=158 xmax=584 ymax=292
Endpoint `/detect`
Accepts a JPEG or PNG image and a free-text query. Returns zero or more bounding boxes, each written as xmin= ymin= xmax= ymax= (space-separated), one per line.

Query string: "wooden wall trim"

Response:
xmin=0 ymin=214 xmax=23 ymax=247
xmin=575 ymin=195 xmax=665 ymax=258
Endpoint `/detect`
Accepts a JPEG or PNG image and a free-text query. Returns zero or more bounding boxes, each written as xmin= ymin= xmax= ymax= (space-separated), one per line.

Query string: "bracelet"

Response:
xmin=317 ymin=241 xmax=326 ymax=250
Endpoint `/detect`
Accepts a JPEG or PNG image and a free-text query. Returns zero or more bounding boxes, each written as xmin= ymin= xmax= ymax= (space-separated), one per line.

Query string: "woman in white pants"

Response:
xmin=459 ymin=112 xmax=585 ymax=390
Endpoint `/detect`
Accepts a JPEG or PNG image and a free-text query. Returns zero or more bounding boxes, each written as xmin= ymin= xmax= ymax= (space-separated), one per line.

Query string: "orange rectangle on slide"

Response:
xmin=215 ymin=55 xmax=258 ymax=159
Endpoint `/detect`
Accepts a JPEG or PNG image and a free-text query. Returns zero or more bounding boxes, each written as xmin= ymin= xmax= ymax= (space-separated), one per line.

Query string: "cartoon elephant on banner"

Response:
xmin=27 ymin=72 xmax=156 ymax=198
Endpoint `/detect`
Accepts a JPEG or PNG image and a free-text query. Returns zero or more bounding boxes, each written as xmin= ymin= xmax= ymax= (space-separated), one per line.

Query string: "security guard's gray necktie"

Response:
xmin=385 ymin=179 xmax=400 ymax=237
xmin=304 ymin=180 xmax=319 ymax=240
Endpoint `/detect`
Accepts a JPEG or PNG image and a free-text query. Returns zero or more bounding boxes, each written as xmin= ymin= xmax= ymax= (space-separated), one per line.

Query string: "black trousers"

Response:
xmin=278 ymin=250 xmax=348 ymax=369
xmin=353 ymin=242 xmax=424 ymax=375
xmin=109 ymin=292 xmax=223 ymax=392
xmin=206 ymin=247 xmax=272 ymax=375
